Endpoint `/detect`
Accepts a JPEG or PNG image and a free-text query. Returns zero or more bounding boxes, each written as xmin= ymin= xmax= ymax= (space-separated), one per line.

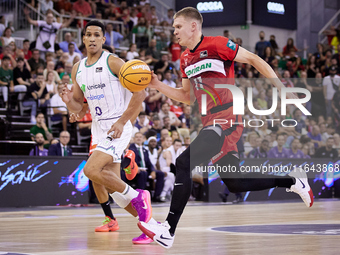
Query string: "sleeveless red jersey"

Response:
xmin=180 ymin=36 xmax=241 ymax=128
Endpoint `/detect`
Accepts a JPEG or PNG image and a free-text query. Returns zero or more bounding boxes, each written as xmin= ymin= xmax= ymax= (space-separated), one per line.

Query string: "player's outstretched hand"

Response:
xmin=107 ymin=119 xmax=124 ymax=139
xmin=60 ymin=83 xmax=73 ymax=104
xmin=148 ymin=71 xmax=160 ymax=89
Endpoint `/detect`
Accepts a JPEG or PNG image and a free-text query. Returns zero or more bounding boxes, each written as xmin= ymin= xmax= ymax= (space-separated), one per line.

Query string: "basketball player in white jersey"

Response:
xmin=158 ymin=137 xmax=182 ymax=201
xmin=60 ymin=20 xmax=157 ymax=243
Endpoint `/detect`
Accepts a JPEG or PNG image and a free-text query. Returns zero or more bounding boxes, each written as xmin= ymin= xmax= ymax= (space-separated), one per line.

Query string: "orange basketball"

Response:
xmin=119 ymin=60 xmax=152 ymax=92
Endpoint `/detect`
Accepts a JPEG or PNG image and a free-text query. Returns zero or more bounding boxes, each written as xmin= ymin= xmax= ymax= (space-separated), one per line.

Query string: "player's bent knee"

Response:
xmin=83 ymin=164 xmax=98 ymax=180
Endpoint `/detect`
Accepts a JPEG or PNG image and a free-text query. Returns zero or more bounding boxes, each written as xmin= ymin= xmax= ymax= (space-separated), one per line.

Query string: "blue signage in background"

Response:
xmin=0 ymin=156 xmax=89 ymax=207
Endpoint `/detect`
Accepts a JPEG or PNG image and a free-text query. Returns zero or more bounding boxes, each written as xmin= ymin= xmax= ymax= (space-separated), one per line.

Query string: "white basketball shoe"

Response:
xmin=138 ymin=221 xmax=175 ymax=249
xmin=286 ymin=168 xmax=314 ymax=207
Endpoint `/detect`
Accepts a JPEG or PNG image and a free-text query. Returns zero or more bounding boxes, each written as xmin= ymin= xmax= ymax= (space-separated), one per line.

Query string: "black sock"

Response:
xmin=100 ymin=200 xmax=115 ymax=220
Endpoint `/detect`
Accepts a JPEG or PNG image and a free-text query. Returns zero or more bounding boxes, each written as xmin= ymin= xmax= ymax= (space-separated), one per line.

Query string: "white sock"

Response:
xmin=121 ymin=184 xmax=139 ymax=200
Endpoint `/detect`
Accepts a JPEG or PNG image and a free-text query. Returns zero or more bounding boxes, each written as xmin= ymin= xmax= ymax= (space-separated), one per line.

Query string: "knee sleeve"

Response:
xmin=110 ymin=191 xmax=131 ymax=208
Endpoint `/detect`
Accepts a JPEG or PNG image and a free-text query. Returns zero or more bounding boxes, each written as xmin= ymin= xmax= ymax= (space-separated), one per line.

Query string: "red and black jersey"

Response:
xmin=180 ymin=35 xmax=241 ymax=128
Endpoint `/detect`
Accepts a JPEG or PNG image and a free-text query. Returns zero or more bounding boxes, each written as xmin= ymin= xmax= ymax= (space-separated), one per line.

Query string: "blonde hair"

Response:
xmin=174 ymin=7 xmax=203 ymax=25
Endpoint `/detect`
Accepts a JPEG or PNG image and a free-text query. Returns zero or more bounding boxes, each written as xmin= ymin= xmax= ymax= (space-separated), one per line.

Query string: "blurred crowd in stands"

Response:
xmin=1 ymin=0 xmax=340 ymax=201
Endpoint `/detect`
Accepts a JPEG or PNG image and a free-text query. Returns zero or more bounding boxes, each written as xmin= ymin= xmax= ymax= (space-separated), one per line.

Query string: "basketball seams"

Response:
xmin=120 ymin=60 xmax=145 ymax=76
xmin=119 ymin=60 xmax=151 ymax=92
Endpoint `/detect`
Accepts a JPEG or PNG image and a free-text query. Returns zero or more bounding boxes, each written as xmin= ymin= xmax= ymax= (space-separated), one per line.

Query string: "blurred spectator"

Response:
xmin=28 ymin=49 xmax=46 ymax=75
xmin=323 ymin=65 xmax=340 ymax=117
xmin=162 ymin=70 xmax=176 ymax=88
xmin=146 ymin=39 xmax=161 ymax=65
xmin=132 ymin=17 xmax=148 ymax=49
xmin=158 ymin=102 xmax=180 ymax=127
xmin=158 ymin=137 xmax=178 ymax=201
xmin=0 ymin=45 xmax=17 ymax=68
xmin=243 ymin=131 xmax=259 ymax=156
xmin=170 ymin=99 xmax=183 ymax=118
xmin=282 ymin=38 xmax=298 ymax=57
xmin=23 ymin=73 xmax=50 ymax=123
xmin=73 ymin=0 xmax=93 ymax=17
xmin=48 ymin=131 xmax=72 ymax=156
xmin=314 ymin=137 xmax=338 ymax=159
xmin=287 ymin=138 xmax=304 ymax=158
xmin=29 ymin=133 xmax=49 ymax=156
xmin=2 ymin=27 xmax=14 ymax=46
xmin=30 ymin=112 xmax=53 ymax=143
xmin=13 ymin=57 xmax=33 ymax=86
xmin=129 ymin=132 xmax=165 ymax=202
xmin=301 ymin=144 xmax=311 ymax=159
xmin=154 ymin=53 xmax=175 ymax=74
xmin=163 ymin=8 xmax=174 ymax=26
xmin=0 ymin=56 xmax=26 ymax=107
xmin=162 ymin=116 xmax=177 ymax=132
xmin=331 ymin=29 xmax=340 ymax=54
xmin=40 ymin=0 xmax=53 ymax=15
xmin=59 ymin=32 xmax=81 ymax=53
xmin=50 ymin=83 xmax=68 ymax=131
xmin=178 ymin=105 xmax=191 ymax=129
xmin=168 ymin=35 xmax=181 ymax=63
xmin=104 ymin=23 xmax=124 ymax=48
xmin=263 ymin=46 xmax=275 ymax=66
xmin=146 ymin=136 xmax=158 ymax=168
xmin=55 ymin=52 xmax=69 ymax=73
xmin=58 ymin=62 xmax=72 ymax=81
xmin=0 ymin=16 xmax=5 ymax=36
xmin=24 ymin=9 xmax=75 ymax=59
xmin=66 ymin=43 xmax=82 ymax=64
xmin=247 ymin=139 xmax=269 ymax=158
xmin=269 ymin=35 xmax=280 ymax=56
xmin=293 ymin=109 xmax=306 ymax=134
xmin=281 ymin=70 xmax=294 ymax=87
xmin=255 ymin=31 xmax=270 ymax=58
xmin=43 ymin=61 xmax=61 ymax=84
xmin=126 ymin=43 xmax=139 ymax=61
xmin=134 ymin=111 xmax=151 ymax=134
xmin=150 ymin=115 xmax=162 ymax=139
xmin=45 ymin=71 xmax=57 ymax=97
xmin=267 ymin=134 xmax=289 ymax=158
xmin=145 ymin=88 xmax=165 ymax=112
xmin=307 ymin=125 xmax=323 ymax=149
xmin=22 ymin=39 xmax=32 ymax=60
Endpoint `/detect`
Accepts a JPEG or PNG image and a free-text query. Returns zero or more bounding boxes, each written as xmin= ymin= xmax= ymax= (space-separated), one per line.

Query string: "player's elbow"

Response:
xmin=134 ymin=90 xmax=147 ymax=101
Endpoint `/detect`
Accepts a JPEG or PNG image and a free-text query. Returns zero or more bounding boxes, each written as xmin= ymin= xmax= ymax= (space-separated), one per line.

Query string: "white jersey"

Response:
xmin=76 ymin=51 xmax=133 ymax=163
xmin=76 ymin=51 xmax=132 ymax=124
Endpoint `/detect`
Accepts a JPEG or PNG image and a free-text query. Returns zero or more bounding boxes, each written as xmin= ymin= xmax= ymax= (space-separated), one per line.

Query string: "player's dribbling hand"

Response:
xmin=148 ymin=71 xmax=160 ymax=89
xmin=107 ymin=120 xmax=124 ymax=139
xmin=60 ymin=83 xmax=73 ymax=104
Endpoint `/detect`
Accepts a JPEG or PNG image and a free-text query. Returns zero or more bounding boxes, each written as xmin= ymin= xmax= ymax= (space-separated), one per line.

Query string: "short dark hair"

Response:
xmin=37 ymin=72 xmax=44 ymax=76
xmin=36 ymin=112 xmax=44 ymax=118
xmin=85 ymin=20 xmax=105 ymax=35
xmin=23 ymin=39 xmax=30 ymax=43
xmin=17 ymin=57 xmax=24 ymax=62
xmin=68 ymin=42 xmax=75 ymax=48
xmin=173 ymin=139 xmax=182 ymax=144
xmin=139 ymin=111 xmax=146 ymax=116
xmin=2 ymin=55 xmax=10 ymax=61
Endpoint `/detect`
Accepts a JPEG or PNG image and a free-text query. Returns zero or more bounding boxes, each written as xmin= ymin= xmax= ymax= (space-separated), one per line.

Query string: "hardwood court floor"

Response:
xmin=0 ymin=200 xmax=339 ymax=255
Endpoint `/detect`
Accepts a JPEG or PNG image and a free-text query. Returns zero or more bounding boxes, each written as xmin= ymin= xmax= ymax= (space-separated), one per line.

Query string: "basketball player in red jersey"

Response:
xmin=138 ymin=7 xmax=314 ymax=249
